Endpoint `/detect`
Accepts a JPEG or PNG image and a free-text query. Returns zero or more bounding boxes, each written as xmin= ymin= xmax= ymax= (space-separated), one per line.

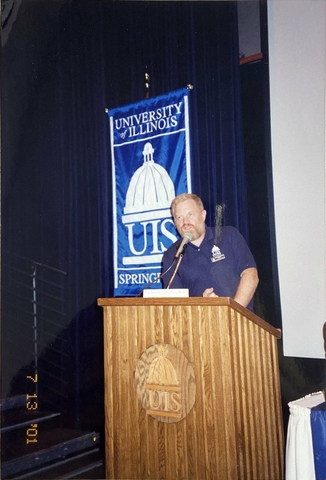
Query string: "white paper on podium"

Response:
xmin=143 ymin=289 xmax=189 ymax=298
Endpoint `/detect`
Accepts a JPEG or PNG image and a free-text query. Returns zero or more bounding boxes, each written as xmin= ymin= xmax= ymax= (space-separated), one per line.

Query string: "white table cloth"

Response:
xmin=286 ymin=391 xmax=325 ymax=480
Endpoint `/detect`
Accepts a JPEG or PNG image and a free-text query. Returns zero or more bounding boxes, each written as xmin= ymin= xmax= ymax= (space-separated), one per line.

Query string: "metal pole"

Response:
xmin=145 ymin=69 xmax=150 ymax=99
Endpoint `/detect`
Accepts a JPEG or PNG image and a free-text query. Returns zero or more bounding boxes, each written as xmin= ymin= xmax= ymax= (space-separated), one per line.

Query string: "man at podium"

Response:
xmin=162 ymin=193 xmax=259 ymax=310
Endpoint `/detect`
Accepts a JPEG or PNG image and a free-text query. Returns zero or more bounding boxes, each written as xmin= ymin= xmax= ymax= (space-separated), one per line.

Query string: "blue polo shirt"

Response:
xmin=162 ymin=226 xmax=257 ymax=308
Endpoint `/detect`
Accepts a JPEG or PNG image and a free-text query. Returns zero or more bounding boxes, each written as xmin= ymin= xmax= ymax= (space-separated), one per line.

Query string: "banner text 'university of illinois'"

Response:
xmin=108 ymin=88 xmax=192 ymax=296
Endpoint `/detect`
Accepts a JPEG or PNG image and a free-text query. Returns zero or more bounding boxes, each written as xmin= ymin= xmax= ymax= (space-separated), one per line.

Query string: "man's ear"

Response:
xmin=202 ymin=209 xmax=207 ymax=222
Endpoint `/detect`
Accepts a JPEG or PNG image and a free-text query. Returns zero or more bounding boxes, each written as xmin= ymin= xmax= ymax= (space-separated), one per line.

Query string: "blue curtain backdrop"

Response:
xmin=2 ymin=0 xmax=248 ymax=430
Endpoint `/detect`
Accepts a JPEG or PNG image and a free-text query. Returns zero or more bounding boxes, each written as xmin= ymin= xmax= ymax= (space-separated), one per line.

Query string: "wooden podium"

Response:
xmin=98 ymin=297 xmax=284 ymax=480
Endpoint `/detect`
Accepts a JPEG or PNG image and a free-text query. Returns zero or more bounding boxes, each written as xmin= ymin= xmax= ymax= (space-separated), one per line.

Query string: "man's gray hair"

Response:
xmin=171 ymin=193 xmax=204 ymax=216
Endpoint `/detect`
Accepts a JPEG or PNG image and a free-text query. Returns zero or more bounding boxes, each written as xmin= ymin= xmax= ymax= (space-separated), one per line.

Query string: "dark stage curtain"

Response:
xmin=2 ymin=0 xmax=247 ymax=430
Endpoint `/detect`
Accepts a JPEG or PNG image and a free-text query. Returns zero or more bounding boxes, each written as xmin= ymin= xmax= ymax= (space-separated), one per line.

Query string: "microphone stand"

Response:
xmin=135 ymin=256 xmax=177 ymax=297
xmin=136 ymin=238 xmax=189 ymax=295
xmin=166 ymin=253 xmax=184 ymax=289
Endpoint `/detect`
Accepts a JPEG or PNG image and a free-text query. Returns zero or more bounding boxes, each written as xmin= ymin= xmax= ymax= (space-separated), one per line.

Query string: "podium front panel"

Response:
xmin=99 ymin=298 xmax=284 ymax=480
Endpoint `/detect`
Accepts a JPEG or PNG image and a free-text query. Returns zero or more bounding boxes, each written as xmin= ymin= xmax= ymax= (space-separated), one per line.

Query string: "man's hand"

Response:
xmin=202 ymin=267 xmax=259 ymax=308
xmin=203 ymin=287 xmax=219 ymax=297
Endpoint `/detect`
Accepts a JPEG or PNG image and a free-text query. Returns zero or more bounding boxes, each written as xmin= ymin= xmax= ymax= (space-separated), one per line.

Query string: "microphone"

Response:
xmin=175 ymin=233 xmax=192 ymax=258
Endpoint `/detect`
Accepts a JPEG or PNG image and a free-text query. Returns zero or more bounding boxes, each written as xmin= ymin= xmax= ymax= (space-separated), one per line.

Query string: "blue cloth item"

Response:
xmin=107 ymin=88 xmax=192 ymax=297
xmin=162 ymin=226 xmax=256 ymax=309
xmin=311 ymin=401 xmax=326 ymax=480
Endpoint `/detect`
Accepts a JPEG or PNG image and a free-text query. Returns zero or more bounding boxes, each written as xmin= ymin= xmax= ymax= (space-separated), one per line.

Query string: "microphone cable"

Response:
xmin=135 ymin=256 xmax=178 ymax=297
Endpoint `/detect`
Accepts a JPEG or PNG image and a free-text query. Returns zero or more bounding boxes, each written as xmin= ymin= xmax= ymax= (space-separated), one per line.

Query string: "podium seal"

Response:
xmin=135 ymin=343 xmax=196 ymax=423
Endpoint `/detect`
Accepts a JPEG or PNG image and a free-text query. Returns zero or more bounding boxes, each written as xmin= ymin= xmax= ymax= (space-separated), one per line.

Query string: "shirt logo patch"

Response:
xmin=211 ymin=245 xmax=225 ymax=263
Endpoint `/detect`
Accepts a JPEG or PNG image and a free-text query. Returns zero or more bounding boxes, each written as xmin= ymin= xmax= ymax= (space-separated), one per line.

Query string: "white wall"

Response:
xmin=267 ymin=0 xmax=326 ymax=358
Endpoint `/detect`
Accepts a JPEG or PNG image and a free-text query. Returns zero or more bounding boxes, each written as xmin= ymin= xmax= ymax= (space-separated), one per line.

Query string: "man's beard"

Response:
xmin=180 ymin=223 xmax=205 ymax=241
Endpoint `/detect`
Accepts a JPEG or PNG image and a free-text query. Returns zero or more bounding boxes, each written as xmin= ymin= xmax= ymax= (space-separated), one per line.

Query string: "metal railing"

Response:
xmin=2 ymin=252 xmax=68 ymax=409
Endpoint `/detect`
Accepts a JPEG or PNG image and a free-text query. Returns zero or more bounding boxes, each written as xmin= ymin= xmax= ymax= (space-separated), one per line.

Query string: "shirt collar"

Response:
xmin=188 ymin=226 xmax=214 ymax=248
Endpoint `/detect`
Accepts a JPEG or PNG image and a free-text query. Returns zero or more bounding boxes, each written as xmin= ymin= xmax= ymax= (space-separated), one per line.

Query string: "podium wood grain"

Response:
xmin=98 ymin=297 xmax=284 ymax=480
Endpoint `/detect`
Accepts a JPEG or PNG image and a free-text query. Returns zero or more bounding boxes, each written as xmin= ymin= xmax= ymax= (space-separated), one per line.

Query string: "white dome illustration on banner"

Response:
xmin=124 ymin=142 xmax=175 ymax=214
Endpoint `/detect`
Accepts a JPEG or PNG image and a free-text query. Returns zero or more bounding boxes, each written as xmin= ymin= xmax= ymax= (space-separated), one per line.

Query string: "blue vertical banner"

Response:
xmin=108 ymin=88 xmax=192 ymax=296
